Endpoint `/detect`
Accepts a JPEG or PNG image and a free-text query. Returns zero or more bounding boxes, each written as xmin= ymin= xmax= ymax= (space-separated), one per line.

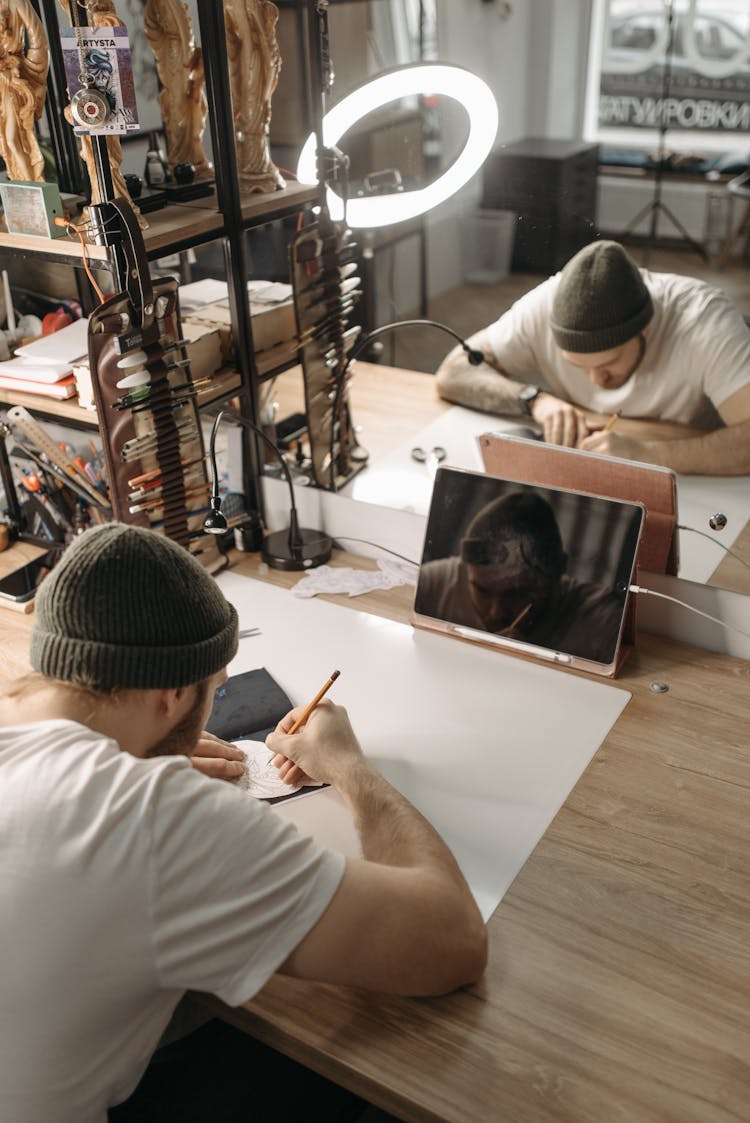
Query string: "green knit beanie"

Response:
xmin=550 ymin=240 xmax=653 ymax=353
xmin=30 ymin=523 xmax=238 ymax=690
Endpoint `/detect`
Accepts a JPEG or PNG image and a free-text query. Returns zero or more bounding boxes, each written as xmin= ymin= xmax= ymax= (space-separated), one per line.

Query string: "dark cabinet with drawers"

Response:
xmin=481 ymin=137 xmax=599 ymax=273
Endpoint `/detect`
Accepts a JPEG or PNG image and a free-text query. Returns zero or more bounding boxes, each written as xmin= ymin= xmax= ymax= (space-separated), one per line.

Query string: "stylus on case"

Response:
xmin=453 ymin=625 xmax=572 ymax=665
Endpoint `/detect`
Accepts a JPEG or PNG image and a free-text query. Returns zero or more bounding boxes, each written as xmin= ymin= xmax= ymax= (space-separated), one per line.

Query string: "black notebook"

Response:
xmin=205 ymin=668 xmax=324 ymax=804
xmin=206 ymin=667 xmax=293 ymax=745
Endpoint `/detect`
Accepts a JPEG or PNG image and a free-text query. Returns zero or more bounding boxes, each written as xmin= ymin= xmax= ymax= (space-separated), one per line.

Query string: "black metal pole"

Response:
xmin=617 ymin=0 xmax=707 ymax=263
xmin=35 ymin=0 xmax=86 ymax=194
xmin=195 ymin=0 xmax=262 ymax=519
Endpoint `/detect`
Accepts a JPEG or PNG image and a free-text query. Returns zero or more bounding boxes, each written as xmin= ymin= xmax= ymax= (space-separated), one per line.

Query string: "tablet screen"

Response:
xmin=413 ymin=466 xmax=644 ymax=671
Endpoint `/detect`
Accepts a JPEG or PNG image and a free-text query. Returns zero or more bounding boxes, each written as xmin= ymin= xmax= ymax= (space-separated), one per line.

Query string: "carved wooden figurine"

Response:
xmin=225 ymin=0 xmax=285 ymax=193
xmin=0 ymin=0 xmax=50 ymax=182
xmin=144 ymin=0 xmax=211 ymax=181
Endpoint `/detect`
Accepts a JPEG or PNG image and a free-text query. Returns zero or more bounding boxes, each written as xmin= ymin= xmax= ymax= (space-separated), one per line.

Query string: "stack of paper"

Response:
xmin=0 ymin=355 xmax=77 ymax=399
xmin=2 ymin=318 xmax=91 ymax=401
xmin=180 ymin=278 xmax=296 ymax=353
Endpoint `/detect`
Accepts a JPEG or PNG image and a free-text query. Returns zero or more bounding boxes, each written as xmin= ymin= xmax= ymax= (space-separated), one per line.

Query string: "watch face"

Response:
xmin=518 ymin=384 xmax=540 ymax=412
xmin=70 ymin=87 xmax=111 ymax=129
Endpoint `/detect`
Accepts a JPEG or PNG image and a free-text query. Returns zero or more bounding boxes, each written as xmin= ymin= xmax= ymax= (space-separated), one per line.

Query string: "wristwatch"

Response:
xmin=517 ymin=384 xmax=542 ymax=416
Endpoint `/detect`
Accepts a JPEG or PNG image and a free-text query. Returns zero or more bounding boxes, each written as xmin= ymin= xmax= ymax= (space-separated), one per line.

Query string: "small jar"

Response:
xmin=145 ymin=149 xmax=167 ymax=187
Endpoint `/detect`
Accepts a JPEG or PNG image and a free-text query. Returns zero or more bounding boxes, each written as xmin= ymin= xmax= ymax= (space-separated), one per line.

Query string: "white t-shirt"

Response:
xmin=485 ymin=269 xmax=750 ymax=426
xmin=0 ymin=720 xmax=345 ymax=1123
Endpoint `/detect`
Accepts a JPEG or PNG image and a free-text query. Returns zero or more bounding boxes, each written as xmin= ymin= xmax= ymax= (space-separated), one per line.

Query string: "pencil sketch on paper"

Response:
xmin=233 ymin=739 xmax=323 ymax=801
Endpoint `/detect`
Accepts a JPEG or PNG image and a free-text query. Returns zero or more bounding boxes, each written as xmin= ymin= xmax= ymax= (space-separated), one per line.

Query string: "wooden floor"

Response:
xmin=388 ymin=245 xmax=750 ymax=374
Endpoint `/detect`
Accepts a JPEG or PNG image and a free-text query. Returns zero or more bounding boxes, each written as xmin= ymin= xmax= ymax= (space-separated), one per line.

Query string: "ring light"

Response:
xmin=296 ymin=63 xmax=499 ymax=229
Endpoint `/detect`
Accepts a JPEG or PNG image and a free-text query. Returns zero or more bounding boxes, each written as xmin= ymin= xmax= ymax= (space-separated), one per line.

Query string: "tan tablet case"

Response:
xmin=477 ymin=436 xmax=678 ymax=674
xmin=479 ymin=435 xmax=678 ymax=575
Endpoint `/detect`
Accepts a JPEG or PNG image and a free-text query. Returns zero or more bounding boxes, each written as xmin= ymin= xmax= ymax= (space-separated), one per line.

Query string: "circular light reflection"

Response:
xmin=296 ymin=63 xmax=499 ymax=229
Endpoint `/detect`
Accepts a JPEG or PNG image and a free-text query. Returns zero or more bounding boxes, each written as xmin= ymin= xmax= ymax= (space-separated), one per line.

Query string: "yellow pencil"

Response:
xmin=288 ymin=670 xmax=341 ymax=734
xmin=603 ymin=410 xmax=621 ymax=433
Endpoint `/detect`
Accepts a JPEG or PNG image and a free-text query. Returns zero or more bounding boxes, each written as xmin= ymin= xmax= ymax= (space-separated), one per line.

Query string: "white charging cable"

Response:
xmin=677 ymin=523 xmax=750 ymax=572
xmin=629 ymin=584 xmax=750 ymax=641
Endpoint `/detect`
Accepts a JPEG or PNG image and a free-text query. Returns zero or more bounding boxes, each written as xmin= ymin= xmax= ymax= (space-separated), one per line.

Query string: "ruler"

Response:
xmin=6 ymin=405 xmax=108 ymax=508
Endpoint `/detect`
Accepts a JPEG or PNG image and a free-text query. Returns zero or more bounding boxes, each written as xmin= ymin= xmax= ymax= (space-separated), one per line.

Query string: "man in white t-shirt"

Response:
xmin=0 ymin=524 xmax=486 ymax=1123
xmin=435 ymin=240 xmax=750 ymax=475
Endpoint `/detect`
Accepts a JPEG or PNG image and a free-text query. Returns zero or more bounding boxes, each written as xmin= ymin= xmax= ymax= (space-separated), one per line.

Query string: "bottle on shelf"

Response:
xmin=144 ymin=148 xmax=168 ymax=188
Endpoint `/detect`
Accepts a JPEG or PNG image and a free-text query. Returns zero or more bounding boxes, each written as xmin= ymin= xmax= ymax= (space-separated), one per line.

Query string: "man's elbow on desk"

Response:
xmin=278 ymin=860 xmax=488 ymax=998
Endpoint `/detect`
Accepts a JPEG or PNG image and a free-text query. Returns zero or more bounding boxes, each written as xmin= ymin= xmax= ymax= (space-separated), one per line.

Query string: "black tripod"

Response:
xmin=617 ymin=0 xmax=707 ymax=264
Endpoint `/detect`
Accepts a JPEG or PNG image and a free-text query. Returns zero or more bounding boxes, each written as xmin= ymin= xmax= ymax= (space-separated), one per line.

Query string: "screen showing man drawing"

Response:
xmin=414 ymin=468 xmax=644 ymax=668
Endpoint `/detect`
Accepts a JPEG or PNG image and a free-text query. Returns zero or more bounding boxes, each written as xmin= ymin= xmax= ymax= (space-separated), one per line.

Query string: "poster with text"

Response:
xmin=61 ymin=26 xmax=140 ymax=135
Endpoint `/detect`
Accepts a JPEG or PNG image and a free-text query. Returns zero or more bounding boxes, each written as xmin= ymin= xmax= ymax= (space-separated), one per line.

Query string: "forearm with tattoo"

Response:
xmin=435 ymin=334 xmax=527 ymax=416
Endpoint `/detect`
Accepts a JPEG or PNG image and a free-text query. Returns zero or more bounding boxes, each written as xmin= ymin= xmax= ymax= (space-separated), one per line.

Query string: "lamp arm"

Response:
xmin=342 ymin=319 xmax=485 ymax=378
xmin=209 ymin=407 xmax=301 ymax=530
xmin=324 ymin=319 xmax=483 ymax=491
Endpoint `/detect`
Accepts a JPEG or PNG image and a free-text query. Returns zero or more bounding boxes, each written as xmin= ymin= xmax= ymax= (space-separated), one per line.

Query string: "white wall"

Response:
xmin=415 ymin=0 xmax=593 ymax=301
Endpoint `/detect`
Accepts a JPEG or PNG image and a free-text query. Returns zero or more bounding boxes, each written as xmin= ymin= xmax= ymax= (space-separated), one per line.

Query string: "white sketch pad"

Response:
xmin=216 ymin=573 xmax=631 ymax=921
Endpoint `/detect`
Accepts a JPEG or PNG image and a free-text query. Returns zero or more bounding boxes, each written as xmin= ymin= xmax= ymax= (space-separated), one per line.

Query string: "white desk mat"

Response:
xmin=217 ymin=573 xmax=631 ymax=921
xmin=342 ymin=406 xmax=520 ymax=514
xmin=341 ymin=407 xmax=750 ymax=586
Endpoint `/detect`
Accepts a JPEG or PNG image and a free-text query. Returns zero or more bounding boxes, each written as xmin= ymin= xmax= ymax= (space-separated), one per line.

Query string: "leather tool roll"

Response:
xmin=289 ymin=217 xmax=367 ymax=490
xmin=87 ymin=197 xmax=217 ymax=560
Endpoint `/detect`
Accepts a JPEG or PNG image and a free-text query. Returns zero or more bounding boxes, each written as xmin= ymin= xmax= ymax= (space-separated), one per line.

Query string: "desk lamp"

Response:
xmin=203 ymin=408 xmax=332 ymax=571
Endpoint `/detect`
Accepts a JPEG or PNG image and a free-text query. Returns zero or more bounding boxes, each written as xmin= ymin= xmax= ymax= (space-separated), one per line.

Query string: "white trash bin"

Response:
xmin=461 ymin=209 xmax=516 ymax=284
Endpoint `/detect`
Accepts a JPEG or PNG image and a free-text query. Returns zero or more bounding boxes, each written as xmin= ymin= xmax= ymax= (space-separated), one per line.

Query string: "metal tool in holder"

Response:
xmin=86 ymin=197 xmax=225 ymax=572
xmin=289 ymin=216 xmax=369 ymax=491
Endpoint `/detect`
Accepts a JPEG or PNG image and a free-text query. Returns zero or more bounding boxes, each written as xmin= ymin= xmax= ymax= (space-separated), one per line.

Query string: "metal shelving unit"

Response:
xmin=0 ymin=1 xmax=328 ymax=518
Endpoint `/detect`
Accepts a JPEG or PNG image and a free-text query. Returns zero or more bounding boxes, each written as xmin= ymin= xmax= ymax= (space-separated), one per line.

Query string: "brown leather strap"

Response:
xmin=110 ymin=196 xmax=155 ymax=332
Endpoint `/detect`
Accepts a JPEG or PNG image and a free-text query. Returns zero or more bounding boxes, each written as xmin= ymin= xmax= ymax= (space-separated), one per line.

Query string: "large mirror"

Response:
xmin=289 ymin=0 xmax=750 ymax=598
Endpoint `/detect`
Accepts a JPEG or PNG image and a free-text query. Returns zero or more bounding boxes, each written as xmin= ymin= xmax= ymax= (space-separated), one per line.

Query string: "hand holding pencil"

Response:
xmin=288 ymin=670 xmax=340 ymax=734
xmin=267 ymin=671 xmax=367 ymax=789
xmin=580 ymin=409 xmax=640 ymax=458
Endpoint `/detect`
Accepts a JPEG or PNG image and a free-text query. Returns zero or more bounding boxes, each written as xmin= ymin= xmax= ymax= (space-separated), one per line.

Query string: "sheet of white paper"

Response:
xmin=292 ymin=559 xmax=417 ymax=598
xmin=178 ymin=278 xmax=229 ymax=312
xmin=674 ymin=475 xmax=750 ymax=584
xmin=15 ymin=318 xmax=89 ymax=365
xmin=216 ymin=574 xmax=631 ymax=922
xmin=0 ymin=356 xmax=73 ymax=383
xmin=247 ymin=280 xmax=293 ymax=303
xmin=232 ymin=739 xmax=322 ymax=800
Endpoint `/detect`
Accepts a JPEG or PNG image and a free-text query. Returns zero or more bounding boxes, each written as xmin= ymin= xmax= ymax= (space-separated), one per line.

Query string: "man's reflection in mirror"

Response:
xmin=416 ymin=492 xmax=626 ymax=664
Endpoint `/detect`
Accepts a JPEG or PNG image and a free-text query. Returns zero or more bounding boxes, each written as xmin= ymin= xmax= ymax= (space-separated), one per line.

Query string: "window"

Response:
xmin=584 ymin=0 xmax=750 ymax=151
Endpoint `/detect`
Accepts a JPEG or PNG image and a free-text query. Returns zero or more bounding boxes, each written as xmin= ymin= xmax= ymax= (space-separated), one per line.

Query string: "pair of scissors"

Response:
xmin=411 ymin=445 xmax=447 ymax=477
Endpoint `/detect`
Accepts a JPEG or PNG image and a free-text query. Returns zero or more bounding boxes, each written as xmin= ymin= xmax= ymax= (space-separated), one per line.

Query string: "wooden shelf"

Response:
xmin=195 ymin=366 xmax=243 ymax=408
xmin=0 ymin=387 xmax=96 ymax=427
xmin=0 ymin=365 xmax=244 ymax=429
xmin=0 ymin=182 xmax=319 ymax=267
xmin=240 ymin=180 xmax=318 ymax=225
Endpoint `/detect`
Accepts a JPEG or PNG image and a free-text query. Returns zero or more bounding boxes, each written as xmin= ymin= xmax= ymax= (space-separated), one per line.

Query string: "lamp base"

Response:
xmin=262 ymin=527 xmax=332 ymax=571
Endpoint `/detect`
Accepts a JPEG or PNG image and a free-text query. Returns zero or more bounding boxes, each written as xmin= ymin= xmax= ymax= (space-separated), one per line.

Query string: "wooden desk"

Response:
xmin=190 ymin=552 xmax=747 ymax=1123
xmin=268 ymin=360 xmax=449 ymax=463
xmin=1 ymin=549 xmax=749 ymax=1120
xmin=271 ymin=360 xmax=750 ymax=596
